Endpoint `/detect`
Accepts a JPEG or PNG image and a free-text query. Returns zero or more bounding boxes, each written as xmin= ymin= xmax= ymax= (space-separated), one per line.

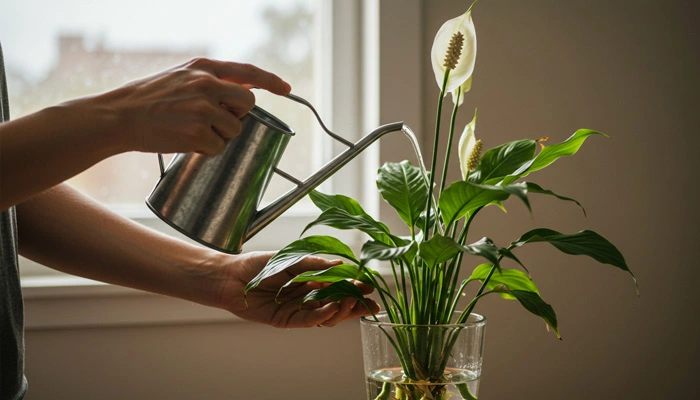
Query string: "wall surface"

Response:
xmin=23 ymin=0 xmax=699 ymax=399
xmin=419 ymin=0 xmax=700 ymax=399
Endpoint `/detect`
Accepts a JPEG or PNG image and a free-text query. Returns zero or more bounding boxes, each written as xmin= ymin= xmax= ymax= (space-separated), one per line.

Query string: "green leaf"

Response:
xmin=468 ymin=264 xmax=540 ymax=300
xmin=498 ymin=247 xmax=530 ymax=275
xmin=511 ymin=228 xmax=637 ymax=292
xmin=309 ymin=190 xmax=366 ymax=215
xmin=302 ymin=280 xmax=366 ymax=303
xmin=462 ymin=237 xmax=503 ymax=267
xmin=469 ymin=139 xmax=537 ymax=184
xmin=525 ymin=182 xmax=587 ymax=218
xmin=439 ymin=181 xmax=507 ymax=226
xmin=503 ymin=129 xmax=608 ymax=184
xmin=491 ymin=284 xmax=561 ymax=339
xmin=361 ymin=240 xmax=417 ymax=264
xmin=376 ymin=161 xmax=429 ymax=229
xmin=288 ymin=264 xmax=371 ymax=285
xmin=278 ymin=264 xmax=375 ymax=300
xmin=475 ymin=182 xmax=532 ymax=213
xmin=418 ymin=235 xmax=463 ymax=268
xmin=416 ymin=209 xmax=437 ymax=234
xmin=418 ymin=235 xmax=502 ymax=268
xmin=244 ymin=235 xmax=358 ymax=293
xmin=302 ymin=207 xmax=393 ymax=244
xmin=439 ymin=181 xmax=530 ymax=227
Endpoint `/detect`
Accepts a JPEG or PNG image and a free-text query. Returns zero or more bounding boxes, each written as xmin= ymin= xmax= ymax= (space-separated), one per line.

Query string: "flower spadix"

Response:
xmin=458 ymin=109 xmax=482 ymax=179
xmin=431 ymin=5 xmax=477 ymax=95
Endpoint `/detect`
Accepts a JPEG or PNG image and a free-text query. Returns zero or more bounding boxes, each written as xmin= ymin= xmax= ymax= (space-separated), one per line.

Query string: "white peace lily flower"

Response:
xmin=451 ymin=76 xmax=473 ymax=106
xmin=431 ymin=6 xmax=477 ymax=95
xmin=458 ymin=110 xmax=480 ymax=179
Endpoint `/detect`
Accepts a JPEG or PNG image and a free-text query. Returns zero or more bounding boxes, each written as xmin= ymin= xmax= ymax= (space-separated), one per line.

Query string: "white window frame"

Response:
xmin=22 ymin=0 xmax=424 ymax=330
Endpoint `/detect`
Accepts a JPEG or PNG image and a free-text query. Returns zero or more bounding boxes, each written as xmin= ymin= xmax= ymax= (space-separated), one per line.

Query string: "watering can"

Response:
xmin=146 ymin=93 xmax=406 ymax=254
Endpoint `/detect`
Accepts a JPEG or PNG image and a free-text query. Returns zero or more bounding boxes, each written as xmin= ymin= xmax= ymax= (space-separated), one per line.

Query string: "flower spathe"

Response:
xmin=431 ymin=5 xmax=477 ymax=95
xmin=458 ymin=109 xmax=480 ymax=179
xmin=452 ymin=76 xmax=473 ymax=106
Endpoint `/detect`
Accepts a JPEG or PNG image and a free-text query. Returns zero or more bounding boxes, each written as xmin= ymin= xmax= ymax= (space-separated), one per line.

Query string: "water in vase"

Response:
xmin=366 ymin=367 xmax=480 ymax=400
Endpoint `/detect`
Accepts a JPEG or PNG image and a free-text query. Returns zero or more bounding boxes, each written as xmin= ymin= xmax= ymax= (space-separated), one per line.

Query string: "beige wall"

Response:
xmin=417 ymin=0 xmax=699 ymax=398
xmin=24 ymin=0 xmax=699 ymax=399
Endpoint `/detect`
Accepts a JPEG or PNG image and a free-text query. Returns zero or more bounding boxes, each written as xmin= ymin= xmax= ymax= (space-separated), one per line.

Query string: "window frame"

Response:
xmin=21 ymin=0 xmax=424 ymax=330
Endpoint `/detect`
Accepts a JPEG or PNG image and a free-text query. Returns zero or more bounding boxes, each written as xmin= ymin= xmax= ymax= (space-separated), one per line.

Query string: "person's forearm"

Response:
xmin=16 ymin=183 xmax=227 ymax=307
xmin=0 ymin=58 xmax=292 ymax=211
xmin=0 ymin=95 xmax=127 ymax=210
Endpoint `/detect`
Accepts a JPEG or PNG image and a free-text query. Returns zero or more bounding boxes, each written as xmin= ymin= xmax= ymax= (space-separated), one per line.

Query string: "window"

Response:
xmin=2 ymin=0 xmax=355 ymax=278
xmin=5 ymin=0 xmax=425 ymax=328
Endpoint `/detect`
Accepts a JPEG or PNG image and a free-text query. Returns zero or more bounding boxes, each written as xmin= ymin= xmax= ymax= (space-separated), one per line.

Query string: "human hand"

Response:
xmin=214 ymin=252 xmax=380 ymax=328
xmin=101 ymin=57 xmax=291 ymax=155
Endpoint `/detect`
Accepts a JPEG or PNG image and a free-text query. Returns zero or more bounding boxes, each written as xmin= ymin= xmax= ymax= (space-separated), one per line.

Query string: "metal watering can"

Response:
xmin=146 ymin=93 xmax=406 ymax=254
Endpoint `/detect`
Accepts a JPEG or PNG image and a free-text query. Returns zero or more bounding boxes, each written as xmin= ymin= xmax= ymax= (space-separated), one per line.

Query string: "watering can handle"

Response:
xmin=155 ymin=92 xmax=353 ymax=179
xmin=284 ymin=93 xmax=355 ymax=148
xmin=157 ymin=154 xmax=166 ymax=177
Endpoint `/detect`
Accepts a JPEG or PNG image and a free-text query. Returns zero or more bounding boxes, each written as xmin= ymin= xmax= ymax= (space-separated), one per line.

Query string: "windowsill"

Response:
xmin=21 ymin=275 xmax=238 ymax=330
xmin=21 ymin=208 xmax=364 ymax=330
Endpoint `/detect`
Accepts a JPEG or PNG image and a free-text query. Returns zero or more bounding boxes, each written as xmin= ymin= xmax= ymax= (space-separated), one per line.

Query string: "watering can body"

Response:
xmin=147 ymin=97 xmax=405 ymax=254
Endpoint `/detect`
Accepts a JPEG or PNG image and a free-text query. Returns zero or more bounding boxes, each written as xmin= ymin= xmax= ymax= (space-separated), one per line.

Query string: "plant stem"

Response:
xmin=374 ymin=382 xmax=391 ymax=400
xmin=439 ymin=86 xmax=462 ymax=195
xmin=432 ymin=86 xmax=461 ymax=238
xmin=424 ymin=69 xmax=451 ymax=239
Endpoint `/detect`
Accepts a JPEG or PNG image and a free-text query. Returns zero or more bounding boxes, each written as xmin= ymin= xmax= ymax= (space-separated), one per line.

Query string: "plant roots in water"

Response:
xmin=366 ymin=368 xmax=479 ymax=400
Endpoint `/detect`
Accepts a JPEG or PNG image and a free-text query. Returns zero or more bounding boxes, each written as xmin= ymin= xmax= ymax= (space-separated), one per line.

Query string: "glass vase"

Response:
xmin=360 ymin=312 xmax=486 ymax=400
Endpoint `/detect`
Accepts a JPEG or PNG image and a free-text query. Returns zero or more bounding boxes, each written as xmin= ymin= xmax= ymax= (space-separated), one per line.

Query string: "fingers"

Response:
xmin=318 ymin=297 xmax=357 ymax=328
xmin=286 ymin=302 xmax=340 ymax=329
xmin=165 ymin=58 xmax=291 ymax=155
xmin=213 ymin=61 xmax=292 ymax=95
xmin=210 ymin=104 xmax=243 ymax=140
xmin=186 ymin=58 xmax=291 ymax=95
xmin=287 ymin=256 xmax=343 ymax=276
xmin=216 ymin=81 xmax=256 ymax=118
xmin=316 ymin=297 xmax=380 ymax=328
xmin=355 ymin=281 xmax=375 ymax=296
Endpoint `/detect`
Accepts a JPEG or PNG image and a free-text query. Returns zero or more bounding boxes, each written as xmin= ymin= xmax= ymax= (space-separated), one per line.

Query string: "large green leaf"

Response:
xmin=309 ymin=190 xmax=366 ymax=215
xmin=244 ymin=235 xmax=358 ymax=293
xmin=439 ymin=181 xmax=530 ymax=227
xmin=468 ymin=139 xmax=537 ymax=184
xmin=491 ymin=284 xmax=561 ymax=339
xmin=468 ymin=263 xmax=540 ymax=300
xmin=418 ymin=235 xmax=463 ymax=268
xmin=510 ymin=228 xmax=637 ymax=291
xmin=376 ymin=161 xmax=429 ymax=229
xmin=287 ymin=264 xmax=371 ymax=285
xmin=278 ymin=264 xmax=375 ymax=300
xmin=503 ymin=129 xmax=608 ymax=184
xmin=302 ymin=208 xmax=393 ymax=244
xmin=361 ymin=240 xmax=417 ymax=264
xmin=302 ymin=280 xmax=366 ymax=303
xmin=418 ymin=235 xmax=502 ymax=268
xmin=462 ymin=237 xmax=504 ymax=266
xmin=525 ymin=182 xmax=587 ymax=218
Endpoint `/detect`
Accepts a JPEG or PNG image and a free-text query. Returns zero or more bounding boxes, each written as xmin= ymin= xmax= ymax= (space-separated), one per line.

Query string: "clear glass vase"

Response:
xmin=360 ymin=312 xmax=487 ymax=400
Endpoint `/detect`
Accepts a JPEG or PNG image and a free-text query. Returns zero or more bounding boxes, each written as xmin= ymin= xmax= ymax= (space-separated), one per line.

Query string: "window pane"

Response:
xmin=2 ymin=0 xmax=324 ymax=211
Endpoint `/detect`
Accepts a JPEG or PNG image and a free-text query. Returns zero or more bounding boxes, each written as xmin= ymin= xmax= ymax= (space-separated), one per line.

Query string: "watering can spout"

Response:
xmin=146 ymin=92 xmax=408 ymax=254
xmin=244 ymin=120 xmax=406 ymax=242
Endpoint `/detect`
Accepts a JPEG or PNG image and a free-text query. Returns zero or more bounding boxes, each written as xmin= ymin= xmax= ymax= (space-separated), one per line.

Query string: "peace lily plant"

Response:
xmin=246 ymin=2 xmax=637 ymax=399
